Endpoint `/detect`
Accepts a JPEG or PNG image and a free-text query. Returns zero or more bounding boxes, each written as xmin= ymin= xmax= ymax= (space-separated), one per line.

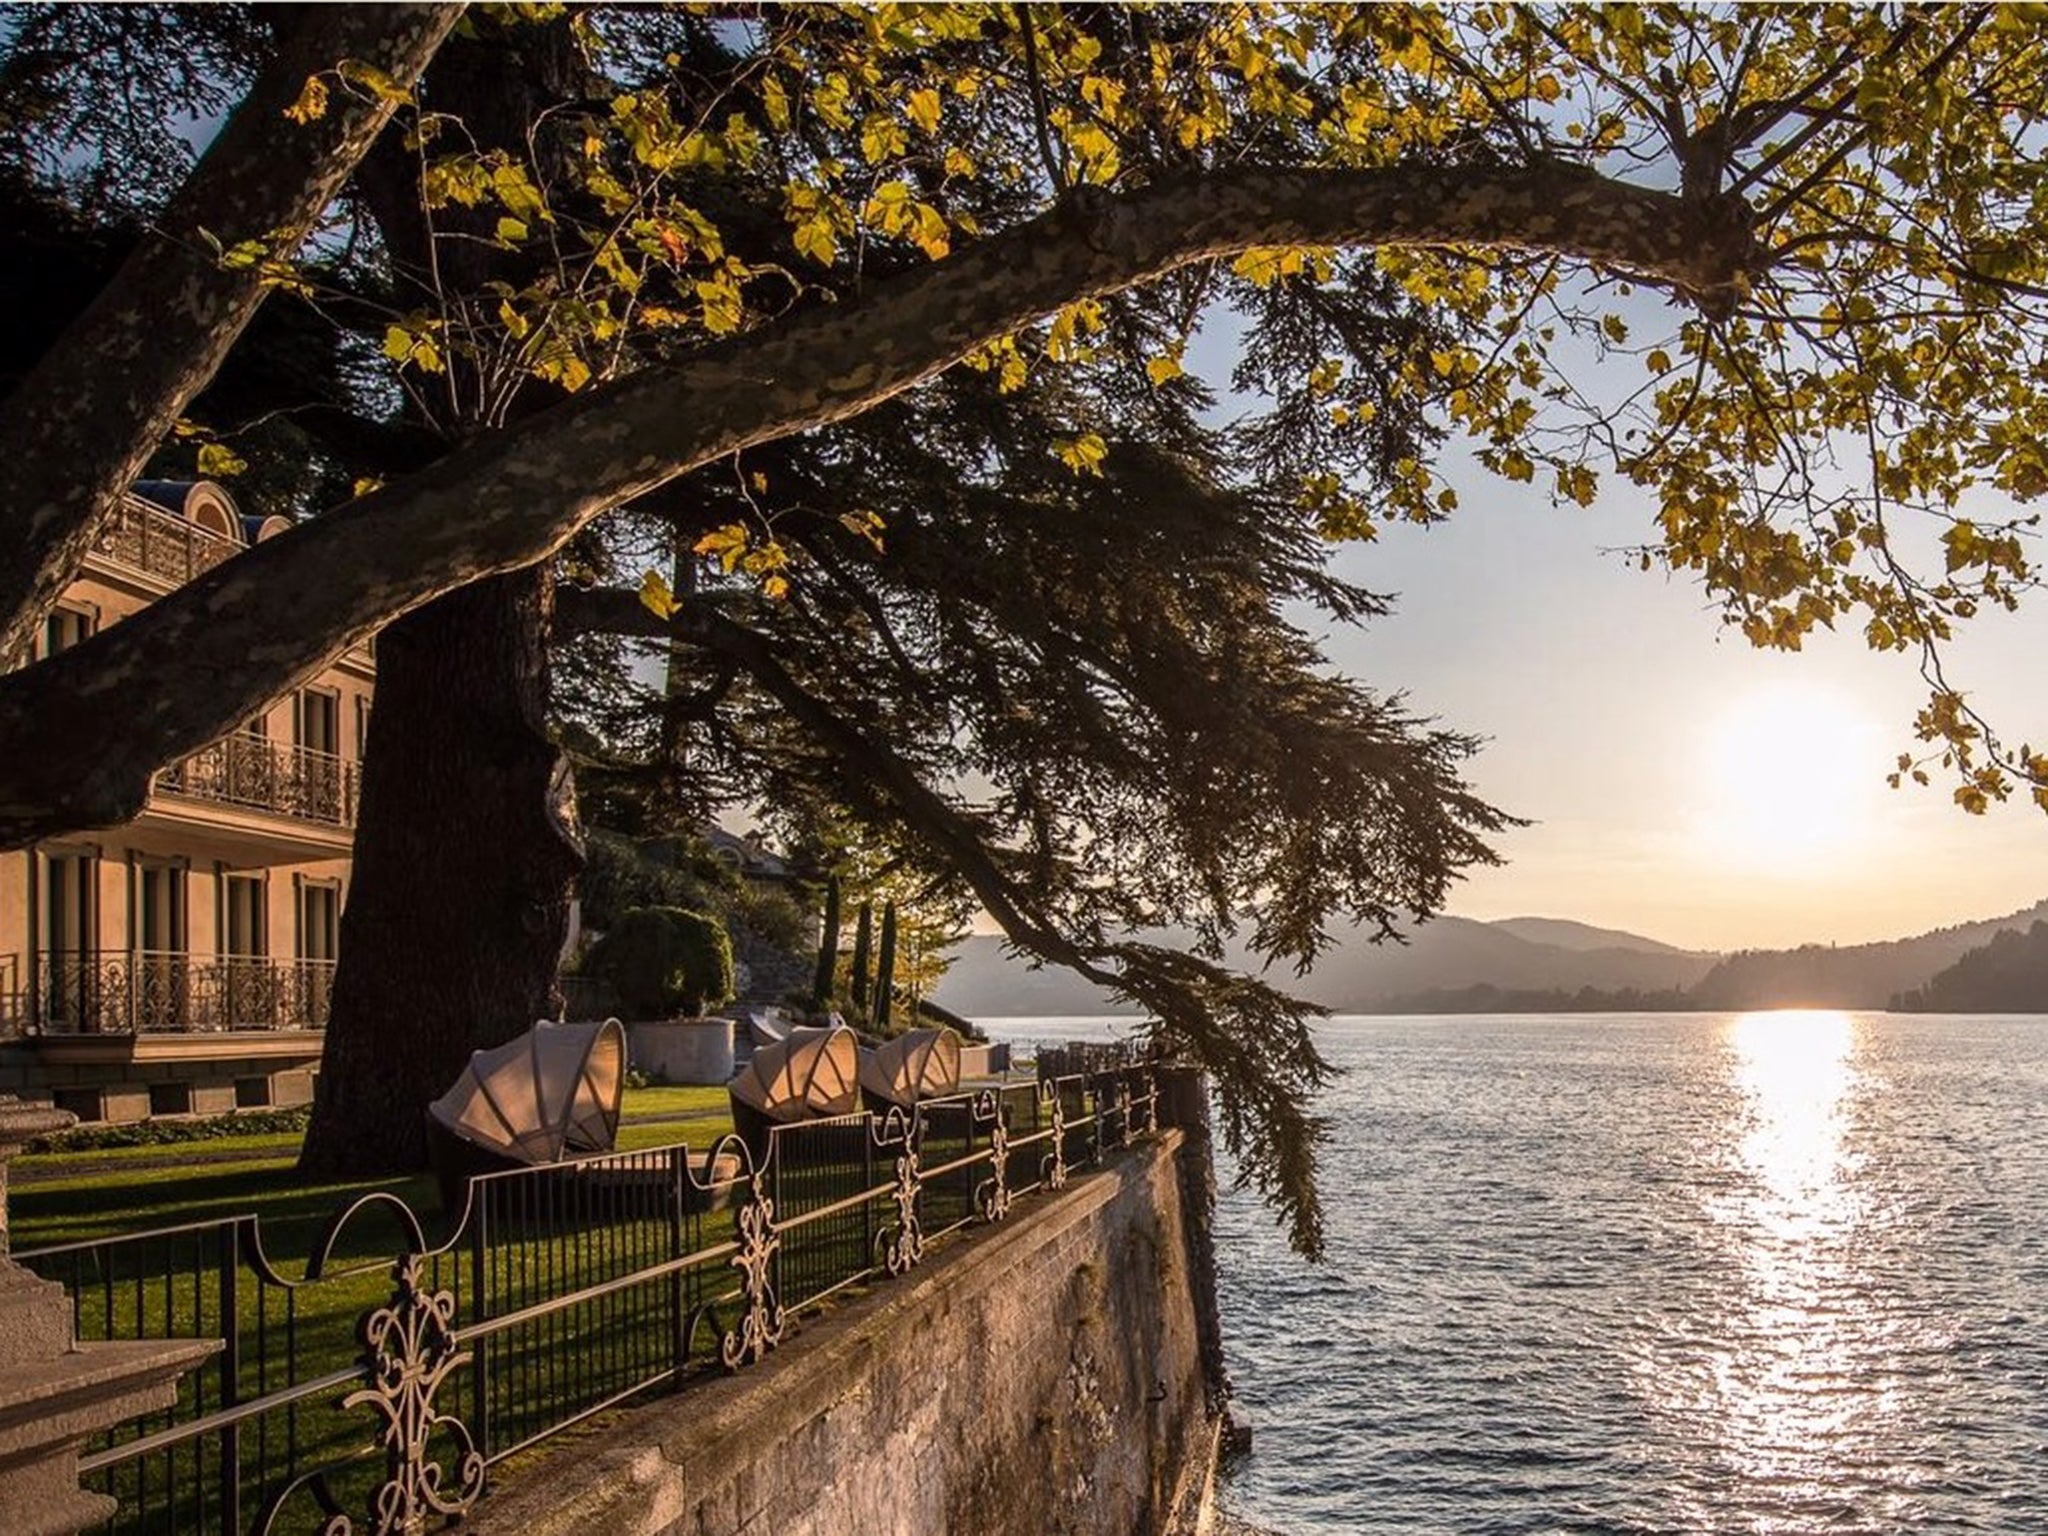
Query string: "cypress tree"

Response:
xmin=874 ymin=901 xmax=898 ymax=1033
xmin=849 ymin=901 xmax=874 ymax=1017
xmin=810 ymin=874 xmax=842 ymax=1014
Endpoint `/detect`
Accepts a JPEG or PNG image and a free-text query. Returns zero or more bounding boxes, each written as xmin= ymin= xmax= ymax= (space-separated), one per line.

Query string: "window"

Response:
xmin=43 ymin=851 xmax=97 ymax=956
xmin=297 ymin=690 xmax=339 ymax=756
xmin=299 ymin=882 xmax=340 ymax=963
xmin=136 ymin=862 xmax=187 ymax=954
xmin=223 ymin=874 xmax=266 ymax=957
xmin=134 ymin=861 xmax=187 ymax=1029
xmin=41 ymin=607 xmax=92 ymax=659
xmin=354 ymin=697 xmax=372 ymax=763
xmin=221 ymin=872 xmax=271 ymax=1028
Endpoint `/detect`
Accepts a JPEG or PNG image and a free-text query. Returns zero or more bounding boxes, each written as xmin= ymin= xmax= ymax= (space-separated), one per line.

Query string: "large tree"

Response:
xmin=7 ymin=5 xmax=2048 ymax=1246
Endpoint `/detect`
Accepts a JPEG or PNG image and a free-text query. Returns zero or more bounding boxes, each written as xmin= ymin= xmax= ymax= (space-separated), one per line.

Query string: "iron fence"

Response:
xmin=95 ymin=496 xmax=243 ymax=587
xmin=155 ymin=736 xmax=360 ymax=829
xmin=14 ymin=1066 xmax=1162 ymax=1535
xmin=9 ymin=951 xmax=335 ymax=1036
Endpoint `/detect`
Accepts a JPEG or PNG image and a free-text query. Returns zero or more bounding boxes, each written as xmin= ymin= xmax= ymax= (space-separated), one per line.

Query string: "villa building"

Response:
xmin=0 ymin=481 xmax=371 ymax=1122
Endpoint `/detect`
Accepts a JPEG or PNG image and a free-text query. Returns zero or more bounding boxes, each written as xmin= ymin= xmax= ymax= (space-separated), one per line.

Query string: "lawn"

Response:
xmin=11 ymin=1082 xmax=736 ymax=1253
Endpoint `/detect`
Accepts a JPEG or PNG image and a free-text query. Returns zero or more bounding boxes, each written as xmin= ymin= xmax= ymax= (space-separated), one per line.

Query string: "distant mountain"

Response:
xmin=1893 ymin=919 xmax=2048 ymax=1012
xmin=932 ymin=898 xmax=2048 ymax=1018
xmin=1484 ymin=917 xmax=1696 ymax=956
xmin=934 ymin=938 xmax=1137 ymax=1017
xmin=934 ymin=914 xmax=1716 ymax=1018
xmin=1686 ymin=898 xmax=2048 ymax=1011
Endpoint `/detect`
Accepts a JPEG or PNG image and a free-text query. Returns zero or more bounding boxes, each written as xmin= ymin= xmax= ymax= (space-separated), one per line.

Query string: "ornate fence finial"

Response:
xmin=1043 ymin=1084 xmax=1069 ymax=1190
xmin=346 ymin=1251 xmax=484 ymax=1534
xmin=881 ymin=1134 xmax=924 ymax=1275
xmin=975 ymin=1093 xmax=1012 ymax=1223
xmin=720 ymin=1176 xmax=784 ymax=1369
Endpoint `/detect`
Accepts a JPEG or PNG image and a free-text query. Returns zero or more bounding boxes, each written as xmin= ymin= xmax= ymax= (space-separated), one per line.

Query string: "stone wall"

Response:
xmin=473 ymin=1129 xmax=1218 ymax=1536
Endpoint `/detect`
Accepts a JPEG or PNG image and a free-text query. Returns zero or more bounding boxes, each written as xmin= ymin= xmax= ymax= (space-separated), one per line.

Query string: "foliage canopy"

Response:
xmin=6 ymin=3 xmax=2048 ymax=1248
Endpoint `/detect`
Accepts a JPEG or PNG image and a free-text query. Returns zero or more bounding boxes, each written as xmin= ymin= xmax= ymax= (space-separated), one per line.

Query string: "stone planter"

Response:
xmin=957 ymin=1042 xmax=1011 ymax=1079
xmin=626 ymin=1017 xmax=735 ymax=1086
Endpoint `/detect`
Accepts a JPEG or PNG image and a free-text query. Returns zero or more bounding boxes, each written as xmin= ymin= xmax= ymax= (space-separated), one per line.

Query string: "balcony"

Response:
xmin=4 ymin=951 xmax=336 ymax=1037
xmin=94 ymin=494 xmax=243 ymax=587
xmin=154 ymin=735 xmax=360 ymax=830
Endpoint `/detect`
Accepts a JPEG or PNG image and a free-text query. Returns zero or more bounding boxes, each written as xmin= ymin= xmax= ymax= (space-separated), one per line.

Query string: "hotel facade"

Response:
xmin=0 ymin=482 xmax=370 ymax=1121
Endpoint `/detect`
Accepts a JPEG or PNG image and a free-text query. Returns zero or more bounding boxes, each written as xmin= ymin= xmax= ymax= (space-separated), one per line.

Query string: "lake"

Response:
xmin=985 ymin=1013 xmax=2048 ymax=1534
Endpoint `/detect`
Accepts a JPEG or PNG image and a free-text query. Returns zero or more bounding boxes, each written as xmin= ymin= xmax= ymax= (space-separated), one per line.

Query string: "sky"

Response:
xmin=1179 ymin=313 xmax=2048 ymax=954
xmin=1311 ymin=476 xmax=2048 ymax=953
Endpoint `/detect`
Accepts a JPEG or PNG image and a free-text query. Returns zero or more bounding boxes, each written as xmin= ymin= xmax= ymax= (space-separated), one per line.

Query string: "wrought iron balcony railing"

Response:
xmin=154 ymin=734 xmax=360 ymax=829
xmin=94 ymin=495 xmax=243 ymax=586
xmin=7 ymin=950 xmax=336 ymax=1036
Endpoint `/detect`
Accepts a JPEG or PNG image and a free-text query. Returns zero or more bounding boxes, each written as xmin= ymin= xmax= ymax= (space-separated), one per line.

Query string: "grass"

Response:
xmin=7 ymin=1077 xmax=1074 ymax=1532
xmin=11 ymin=1083 xmax=736 ymax=1254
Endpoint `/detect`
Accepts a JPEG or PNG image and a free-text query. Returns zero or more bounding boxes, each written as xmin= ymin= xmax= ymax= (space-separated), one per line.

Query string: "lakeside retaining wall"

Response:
xmin=474 ymin=1120 xmax=1221 ymax=1536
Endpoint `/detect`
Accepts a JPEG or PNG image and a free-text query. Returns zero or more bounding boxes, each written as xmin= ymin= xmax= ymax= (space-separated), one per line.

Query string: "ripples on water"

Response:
xmin=1201 ymin=1013 xmax=2048 ymax=1534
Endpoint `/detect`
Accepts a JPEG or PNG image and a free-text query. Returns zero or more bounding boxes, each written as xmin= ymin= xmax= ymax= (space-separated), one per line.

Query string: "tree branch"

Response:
xmin=0 ymin=3 xmax=462 ymax=663
xmin=0 ymin=157 xmax=1763 ymax=846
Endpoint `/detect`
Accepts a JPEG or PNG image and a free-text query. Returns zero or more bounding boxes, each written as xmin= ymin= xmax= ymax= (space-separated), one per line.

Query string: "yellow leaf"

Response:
xmin=1145 ymin=354 xmax=1184 ymax=387
xmin=283 ymin=75 xmax=328 ymax=125
xmin=339 ymin=60 xmax=412 ymax=105
xmin=907 ymin=86 xmax=942 ymax=134
xmin=383 ymin=325 xmax=415 ymax=363
xmin=794 ymin=212 xmax=839 ymax=266
xmin=860 ymin=113 xmax=907 ymax=163
xmin=196 ymin=443 xmax=247 ymax=478
xmin=694 ymin=524 xmax=750 ymax=574
xmin=638 ymin=569 xmax=678 ymax=621
xmin=351 ymin=477 xmax=384 ymax=499
xmin=696 ymin=274 xmax=743 ymax=334
xmin=496 ymin=217 xmax=528 ymax=243
xmin=1055 ymin=432 xmax=1108 ymax=476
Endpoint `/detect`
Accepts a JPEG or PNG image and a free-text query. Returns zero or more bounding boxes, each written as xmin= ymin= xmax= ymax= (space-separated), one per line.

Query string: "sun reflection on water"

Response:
xmin=1655 ymin=1011 xmax=1921 ymax=1530
xmin=1730 ymin=1009 xmax=1858 ymax=1233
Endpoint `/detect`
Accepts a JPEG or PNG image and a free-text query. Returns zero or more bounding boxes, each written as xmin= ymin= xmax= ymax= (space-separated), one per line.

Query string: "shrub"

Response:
xmin=588 ymin=905 xmax=735 ymax=1018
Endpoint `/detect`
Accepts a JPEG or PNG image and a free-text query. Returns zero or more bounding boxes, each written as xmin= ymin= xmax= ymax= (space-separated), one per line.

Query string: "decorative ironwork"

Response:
xmin=16 ymin=1066 xmax=1161 ymax=1533
xmin=1134 ymin=1070 xmax=1158 ymax=1135
xmin=345 ymin=1252 xmax=485 ymax=1534
xmin=881 ymin=1132 xmax=925 ymax=1275
xmin=95 ymin=495 xmax=241 ymax=586
xmin=975 ymin=1092 xmax=1013 ymax=1223
xmin=720 ymin=1178 xmax=785 ymax=1369
xmin=19 ymin=950 xmax=335 ymax=1035
xmin=156 ymin=733 xmax=360 ymax=828
xmin=1042 ymin=1084 xmax=1069 ymax=1190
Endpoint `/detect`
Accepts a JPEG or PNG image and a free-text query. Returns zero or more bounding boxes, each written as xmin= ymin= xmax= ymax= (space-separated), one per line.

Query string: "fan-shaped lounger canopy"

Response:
xmin=729 ymin=1024 xmax=860 ymax=1123
xmin=428 ymin=1019 xmax=626 ymax=1165
xmin=859 ymin=1028 xmax=962 ymax=1109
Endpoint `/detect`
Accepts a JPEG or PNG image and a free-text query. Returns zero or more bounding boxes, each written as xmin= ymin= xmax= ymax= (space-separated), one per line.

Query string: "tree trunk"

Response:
xmin=298 ymin=15 xmax=591 ymax=1179
xmin=298 ymin=566 xmax=582 ymax=1176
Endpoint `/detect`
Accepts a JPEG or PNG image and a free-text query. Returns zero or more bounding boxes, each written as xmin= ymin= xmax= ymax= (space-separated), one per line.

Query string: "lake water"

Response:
xmin=986 ymin=1013 xmax=2048 ymax=1534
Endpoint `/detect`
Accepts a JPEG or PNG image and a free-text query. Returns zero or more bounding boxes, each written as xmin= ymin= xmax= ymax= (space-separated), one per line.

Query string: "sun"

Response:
xmin=1690 ymin=682 xmax=1885 ymax=871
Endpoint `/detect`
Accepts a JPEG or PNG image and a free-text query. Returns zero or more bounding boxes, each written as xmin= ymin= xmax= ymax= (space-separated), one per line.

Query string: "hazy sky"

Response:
xmin=1318 ymin=480 xmax=2048 ymax=952
xmin=1184 ymin=309 xmax=2048 ymax=955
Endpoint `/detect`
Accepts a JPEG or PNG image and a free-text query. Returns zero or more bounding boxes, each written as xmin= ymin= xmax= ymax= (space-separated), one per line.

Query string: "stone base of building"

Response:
xmin=0 ymin=1034 xmax=323 ymax=1124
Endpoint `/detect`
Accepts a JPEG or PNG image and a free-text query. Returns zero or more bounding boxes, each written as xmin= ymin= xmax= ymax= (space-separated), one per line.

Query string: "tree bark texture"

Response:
xmin=0 ymin=160 xmax=1764 ymax=847
xmin=298 ymin=567 xmax=580 ymax=1176
xmin=300 ymin=16 xmax=587 ymax=1179
xmin=0 ymin=3 xmax=461 ymax=664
